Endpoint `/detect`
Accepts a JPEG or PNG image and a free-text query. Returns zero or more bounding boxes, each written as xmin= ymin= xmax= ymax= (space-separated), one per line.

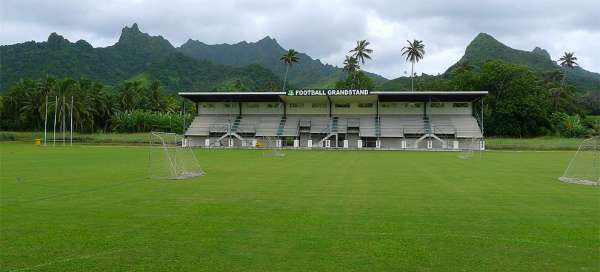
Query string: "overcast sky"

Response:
xmin=1 ymin=0 xmax=599 ymax=79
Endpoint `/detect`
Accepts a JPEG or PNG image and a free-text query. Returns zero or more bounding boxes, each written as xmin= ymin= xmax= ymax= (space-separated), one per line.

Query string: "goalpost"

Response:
xmin=257 ymin=136 xmax=285 ymax=157
xmin=559 ymin=137 xmax=599 ymax=186
xmin=458 ymin=137 xmax=480 ymax=159
xmin=148 ymin=132 xmax=204 ymax=180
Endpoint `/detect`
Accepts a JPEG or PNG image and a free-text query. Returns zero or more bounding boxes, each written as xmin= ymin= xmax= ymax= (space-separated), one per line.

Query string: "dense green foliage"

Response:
xmin=378 ymin=60 xmax=595 ymax=137
xmin=0 ymin=77 xmax=193 ymax=133
xmin=2 ymin=144 xmax=599 ymax=271
xmin=0 ymin=24 xmax=282 ymax=92
xmin=110 ymin=110 xmax=190 ymax=133
xmin=334 ymin=71 xmax=376 ymax=90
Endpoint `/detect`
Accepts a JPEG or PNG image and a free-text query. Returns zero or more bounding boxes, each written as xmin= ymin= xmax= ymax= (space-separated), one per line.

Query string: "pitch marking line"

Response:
xmin=8 ymin=249 xmax=124 ymax=272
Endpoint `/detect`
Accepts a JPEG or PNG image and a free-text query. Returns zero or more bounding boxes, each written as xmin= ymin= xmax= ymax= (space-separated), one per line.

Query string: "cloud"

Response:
xmin=1 ymin=0 xmax=599 ymax=78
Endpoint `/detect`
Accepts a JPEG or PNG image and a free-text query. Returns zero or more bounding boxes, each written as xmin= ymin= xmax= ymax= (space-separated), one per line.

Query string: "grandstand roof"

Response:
xmin=178 ymin=91 xmax=488 ymax=102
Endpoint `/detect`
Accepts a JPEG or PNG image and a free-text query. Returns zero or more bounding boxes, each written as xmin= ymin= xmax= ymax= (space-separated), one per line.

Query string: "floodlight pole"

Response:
xmin=70 ymin=96 xmax=73 ymax=146
xmin=481 ymin=99 xmax=484 ymax=136
xmin=62 ymin=96 xmax=66 ymax=146
xmin=53 ymin=96 xmax=58 ymax=145
xmin=44 ymin=95 xmax=48 ymax=145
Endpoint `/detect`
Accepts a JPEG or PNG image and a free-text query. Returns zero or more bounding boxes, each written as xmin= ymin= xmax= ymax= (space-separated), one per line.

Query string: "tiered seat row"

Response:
xmin=186 ymin=114 xmax=482 ymax=138
xmin=380 ymin=115 xmax=424 ymax=136
xmin=185 ymin=115 xmax=235 ymax=135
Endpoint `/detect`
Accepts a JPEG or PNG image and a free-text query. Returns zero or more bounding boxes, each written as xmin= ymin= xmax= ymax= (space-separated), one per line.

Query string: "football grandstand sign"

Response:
xmin=287 ymin=89 xmax=370 ymax=96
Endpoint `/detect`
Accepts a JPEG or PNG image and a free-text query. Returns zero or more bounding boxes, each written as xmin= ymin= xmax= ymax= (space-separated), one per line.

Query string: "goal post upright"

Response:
xmin=559 ymin=137 xmax=600 ymax=186
xmin=148 ymin=131 xmax=204 ymax=180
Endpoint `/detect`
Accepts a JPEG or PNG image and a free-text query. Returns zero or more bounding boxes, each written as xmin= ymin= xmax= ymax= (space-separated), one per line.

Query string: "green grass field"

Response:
xmin=1 ymin=143 xmax=599 ymax=271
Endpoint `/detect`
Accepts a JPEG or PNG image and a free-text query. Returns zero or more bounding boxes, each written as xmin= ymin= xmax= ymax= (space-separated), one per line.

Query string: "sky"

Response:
xmin=1 ymin=0 xmax=599 ymax=79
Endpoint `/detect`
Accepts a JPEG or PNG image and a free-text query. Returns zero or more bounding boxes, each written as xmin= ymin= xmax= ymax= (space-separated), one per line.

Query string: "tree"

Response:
xmin=342 ymin=56 xmax=360 ymax=76
xmin=478 ymin=60 xmax=552 ymax=137
xmin=280 ymin=49 xmax=299 ymax=91
xmin=349 ymin=40 xmax=372 ymax=65
xmin=401 ymin=40 xmax=425 ymax=91
xmin=556 ymin=52 xmax=579 ymax=111
xmin=349 ymin=40 xmax=373 ymax=88
xmin=334 ymin=71 xmax=375 ymax=90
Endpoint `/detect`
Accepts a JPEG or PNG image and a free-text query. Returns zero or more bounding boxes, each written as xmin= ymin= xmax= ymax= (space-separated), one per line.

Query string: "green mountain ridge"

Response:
xmin=177 ymin=37 xmax=388 ymax=88
xmin=0 ymin=23 xmax=387 ymax=92
xmin=0 ymin=24 xmax=282 ymax=92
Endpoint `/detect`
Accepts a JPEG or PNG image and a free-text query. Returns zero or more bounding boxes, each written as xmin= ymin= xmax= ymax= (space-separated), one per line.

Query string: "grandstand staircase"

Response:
xmin=374 ymin=116 xmax=381 ymax=138
xmin=415 ymin=115 xmax=443 ymax=147
xmin=318 ymin=117 xmax=338 ymax=146
xmin=213 ymin=115 xmax=244 ymax=145
xmin=276 ymin=116 xmax=286 ymax=137
xmin=230 ymin=116 xmax=242 ymax=133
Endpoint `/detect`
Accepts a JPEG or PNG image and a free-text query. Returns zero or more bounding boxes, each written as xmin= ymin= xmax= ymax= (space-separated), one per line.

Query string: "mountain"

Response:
xmin=447 ymin=33 xmax=600 ymax=91
xmin=0 ymin=24 xmax=282 ymax=92
xmin=380 ymin=33 xmax=600 ymax=92
xmin=178 ymin=37 xmax=388 ymax=88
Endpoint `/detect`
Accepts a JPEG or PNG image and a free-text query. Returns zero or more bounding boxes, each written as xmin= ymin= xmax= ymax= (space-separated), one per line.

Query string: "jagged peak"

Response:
xmin=469 ymin=33 xmax=503 ymax=45
xmin=257 ymin=36 xmax=277 ymax=44
xmin=116 ymin=23 xmax=173 ymax=49
xmin=47 ymin=32 xmax=68 ymax=43
xmin=532 ymin=46 xmax=551 ymax=59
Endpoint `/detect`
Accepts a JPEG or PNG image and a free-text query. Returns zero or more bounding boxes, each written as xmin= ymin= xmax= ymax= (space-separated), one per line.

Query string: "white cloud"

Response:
xmin=1 ymin=0 xmax=599 ymax=78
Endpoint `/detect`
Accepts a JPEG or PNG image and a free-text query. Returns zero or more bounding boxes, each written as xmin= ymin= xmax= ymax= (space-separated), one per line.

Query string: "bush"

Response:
xmin=110 ymin=110 xmax=191 ymax=133
xmin=552 ymin=113 xmax=589 ymax=137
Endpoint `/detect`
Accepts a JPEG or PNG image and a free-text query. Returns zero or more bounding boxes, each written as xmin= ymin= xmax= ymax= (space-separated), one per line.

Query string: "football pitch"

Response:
xmin=1 ymin=143 xmax=598 ymax=271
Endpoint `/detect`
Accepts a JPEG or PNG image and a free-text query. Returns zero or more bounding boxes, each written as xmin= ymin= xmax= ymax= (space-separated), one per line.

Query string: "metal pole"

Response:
xmin=62 ymin=96 xmax=66 ymax=145
xmin=70 ymin=96 xmax=73 ymax=146
xmin=44 ymin=95 xmax=48 ymax=145
xmin=480 ymin=99 xmax=484 ymax=136
xmin=53 ymin=96 xmax=57 ymax=145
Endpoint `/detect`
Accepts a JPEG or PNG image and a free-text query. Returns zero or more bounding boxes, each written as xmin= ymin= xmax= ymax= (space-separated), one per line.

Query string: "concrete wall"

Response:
xmin=241 ymin=102 xmax=284 ymax=115
xmin=331 ymin=102 xmax=377 ymax=115
xmin=198 ymin=102 xmax=239 ymax=115
xmin=286 ymin=102 xmax=329 ymax=115
xmin=197 ymin=101 xmax=472 ymax=116
xmin=427 ymin=102 xmax=472 ymax=115
xmin=379 ymin=102 xmax=424 ymax=115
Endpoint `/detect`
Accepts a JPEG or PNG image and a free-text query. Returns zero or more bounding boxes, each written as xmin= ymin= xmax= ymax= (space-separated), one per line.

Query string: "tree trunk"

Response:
xmin=411 ymin=62 xmax=415 ymax=91
xmin=282 ymin=65 xmax=289 ymax=92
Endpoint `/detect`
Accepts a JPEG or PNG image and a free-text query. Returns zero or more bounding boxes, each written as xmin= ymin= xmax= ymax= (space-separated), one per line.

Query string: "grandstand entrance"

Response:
xmin=179 ymin=90 xmax=487 ymax=151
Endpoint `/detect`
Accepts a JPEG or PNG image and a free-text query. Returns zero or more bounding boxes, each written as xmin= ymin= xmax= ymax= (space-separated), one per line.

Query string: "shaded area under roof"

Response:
xmin=178 ymin=91 xmax=488 ymax=102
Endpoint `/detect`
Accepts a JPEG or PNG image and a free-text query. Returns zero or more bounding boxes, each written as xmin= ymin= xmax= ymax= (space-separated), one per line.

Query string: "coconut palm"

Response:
xmin=343 ymin=56 xmax=360 ymax=75
xmin=349 ymin=40 xmax=373 ymax=65
xmin=349 ymin=40 xmax=373 ymax=88
xmin=401 ymin=39 xmax=426 ymax=91
xmin=280 ymin=49 xmax=299 ymax=91
xmin=556 ymin=52 xmax=579 ymax=111
xmin=559 ymin=52 xmax=578 ymax=69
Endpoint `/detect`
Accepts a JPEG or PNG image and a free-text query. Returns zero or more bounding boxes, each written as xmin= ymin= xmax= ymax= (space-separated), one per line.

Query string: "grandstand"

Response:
xmin=179 ymin=90 xmax=487 ymax=150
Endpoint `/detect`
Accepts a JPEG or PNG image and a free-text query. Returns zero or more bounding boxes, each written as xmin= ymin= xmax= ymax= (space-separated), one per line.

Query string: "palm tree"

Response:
xmin=350 ymin=40 xmax=373 ymax=65
xmin=556 ymin=52 xmax=578 ymax=111
xmin=280 ymin=49 xmax=299 ymax=91
xmin=343 ymin=56 xmax=360 ymax=75
xmin=401 ymin=40 xmax=425 ymax=91
xmin=349 ymin=40 xmax=373 ymax=88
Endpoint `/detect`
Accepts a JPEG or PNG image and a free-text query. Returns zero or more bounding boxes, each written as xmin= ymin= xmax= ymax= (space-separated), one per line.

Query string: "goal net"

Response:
xmin=559 ymin=137 xmax=599 ymax=186
xmin=458 ymin=137 xmax=479 ymax=159
xmin=257 ymin=136 xmax=285 ymax=157
xmin=148 ymin=132 xmax=204 ymax=179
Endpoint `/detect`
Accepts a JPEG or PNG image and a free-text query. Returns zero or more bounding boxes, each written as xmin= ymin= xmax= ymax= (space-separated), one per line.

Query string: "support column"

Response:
xmin=327 ymin=95 xmax=332 ymax=117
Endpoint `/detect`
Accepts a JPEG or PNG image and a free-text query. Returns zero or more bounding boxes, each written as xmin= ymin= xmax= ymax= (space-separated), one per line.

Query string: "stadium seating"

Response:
xmin=185 ymin=113 xmax=482 ymax=144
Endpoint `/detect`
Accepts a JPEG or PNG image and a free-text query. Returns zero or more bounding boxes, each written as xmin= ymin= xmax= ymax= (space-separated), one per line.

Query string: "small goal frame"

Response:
xmin=148 ymin=132 xmax=204 ymax=180
xmin=559 ymin=137 xmax=599 ymax=186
